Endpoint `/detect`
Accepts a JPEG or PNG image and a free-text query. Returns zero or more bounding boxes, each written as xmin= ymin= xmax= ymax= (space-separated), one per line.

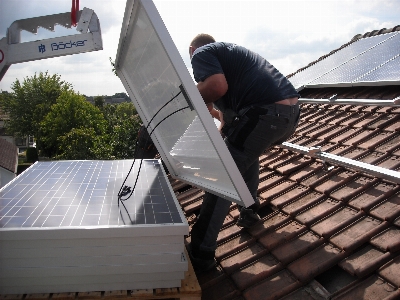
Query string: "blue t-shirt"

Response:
xmin=191 ymin=42 xmax=300 ymax=112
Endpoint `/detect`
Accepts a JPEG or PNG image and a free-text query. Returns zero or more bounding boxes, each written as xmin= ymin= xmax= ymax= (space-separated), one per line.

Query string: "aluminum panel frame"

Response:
xmin=114 ymin=0 xmax=254 ymax=207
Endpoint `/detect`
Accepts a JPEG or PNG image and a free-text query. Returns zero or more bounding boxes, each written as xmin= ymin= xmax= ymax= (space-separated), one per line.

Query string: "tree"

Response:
xmin=0 ymin=72 xmax=71 ymax=152
xmin=40 ymin=90 xmax=111 ymax=159
xmin=102 ymin=102 xmax=141 ymax=159
xmin=94 ymin=96 xmax=105 ymax=109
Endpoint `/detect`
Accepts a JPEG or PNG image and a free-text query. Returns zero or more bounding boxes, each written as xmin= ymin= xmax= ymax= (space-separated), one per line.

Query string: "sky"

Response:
xmin=0 ymin=0 xmax=399 ymax=96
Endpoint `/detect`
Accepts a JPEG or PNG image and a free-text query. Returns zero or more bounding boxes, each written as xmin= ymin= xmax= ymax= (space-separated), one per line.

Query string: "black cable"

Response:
xmin=116 ymin=91 xmax=188 ymax=224
xmin=116 ymin=90 xmax=181 ymax=199
xmin=118 ymin=106 xmax=189 ymax=224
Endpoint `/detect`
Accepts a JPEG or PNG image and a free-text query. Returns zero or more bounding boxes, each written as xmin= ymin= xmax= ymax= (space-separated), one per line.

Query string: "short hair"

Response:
xmin=190 ymin=33 xmax=216 ymax=48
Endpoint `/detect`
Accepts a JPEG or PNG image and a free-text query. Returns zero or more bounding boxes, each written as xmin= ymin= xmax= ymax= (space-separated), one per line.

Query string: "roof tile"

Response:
xmin=231 ymin=254 xmax=283 ymax=291
xmin=242 ymin=270 xmax=301 ymax=300
xmin=357 ymin=131 xmax=394 ymax=150
xmin=332 ymin=275 xmax=398 ymax=300
xmin=358 ymin=151 xmax=387 ymax=164
xmin=282 ymin=191 xmax=325 ymax=216
xmin=275 ymin=156 xmax=313 ymax=175
xmin=378 ymin=255 xmax=400 ymax=287
xmin=258 ymin=221 xmax=307 ymax=250
xmin=369 ymin=192 xmax=400 ymax=222
xmin=215 ymin=232 xmax=256 ymax=261
xmin=300 ymin=167 xmax=339 ymax=189
xmin=330 ymin=128 xmax=362 ymax=144
xmin=0 ymin=138 xmax=18 ymax=173
xmin=330 ymin=177 xmax=377 ymax=202
xmin=340 ymin=147 xmax=369 ymax=159
xmin=338 ymin=245 xmax=393 ymax=278
xmin=287 ymin=243 xmax=345 ymax=283
xmin=259 ymin=180 xmax=298 ymax=201
xmin=348 ymin=182 xmax=398 ymax=212
xmin=375 ymin=134 xmax=400 ymax=153
xmin=369 ymin=114 xmax=400 ymax=130
xmin=370 ymin=227 xmax=400 ymax=252
xmin=271 ymin=231 xmax=324 ymax=265
xmin=314 ymin=170 xmax=357 ymax=195
xmin=288 ymin=161 xmax=324 ymax=183
xmin=258 ymin=174 xmax=285 ymax=193
xmin=248 ymin=211 xmax=291 ymax=238
xmin=295 ymin=198 xmax=343 ymax=226
xmin=270 ymin=185 xmax=309 ymax=210
xmin=311 ymin=207 xmax=364 ymax=239
xmin=330 ymin=217 xmax=389 ymax=251
xmin=220 ymin=243 xmax=268 ymax=274
xmin=383 ymin=120 xmax=400 ymax=132
xmin=376 ymin=155 xmax=400 ymax=170
xmin=217 ymin=224 xmax=243 ymax=244
xmin=342 ymin=128 xmax=375 ymax=147
xmin=182 ymin=197 xmax=203 ymax=215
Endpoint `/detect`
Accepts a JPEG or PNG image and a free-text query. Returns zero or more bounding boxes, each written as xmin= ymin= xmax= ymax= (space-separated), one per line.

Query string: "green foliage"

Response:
xmin=26 ymin=147 xmax=38 ymax=163
xmin=109 ymin=57 xmax=117 ymax=76
xmin=94 ymin=96 xmax=105 ymax=109
xmin=56 ymin=127 xmax=112 ymax=160
xmin=0 ymin=72 xmax=71 ymax=149
xmin=40 ymin=90 xmax=110 ymax=159
xmin=103 ymin=102 xmax=141 ymax=159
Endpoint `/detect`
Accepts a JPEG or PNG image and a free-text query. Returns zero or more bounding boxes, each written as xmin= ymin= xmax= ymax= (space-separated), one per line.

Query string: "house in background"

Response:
xmin=170 ymin=26 xmax=400 ymax=299
xmin=0 ymin=106 xmax=32 ymax=153
xmin=0 ymin=138 xmax=18 ymax=188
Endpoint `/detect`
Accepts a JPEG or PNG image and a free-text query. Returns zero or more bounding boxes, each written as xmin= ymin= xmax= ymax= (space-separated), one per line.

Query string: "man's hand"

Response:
xmin=206 ymin=103 xmax=221 ymax=120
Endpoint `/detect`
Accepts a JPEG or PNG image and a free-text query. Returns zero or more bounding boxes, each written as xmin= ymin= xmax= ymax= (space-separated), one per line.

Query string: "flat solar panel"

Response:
xmin=353 ymin=54 xmax=400 ymax=84
xmin=115 ymin=0 xmax=254 ymax=207
xmin=310 ymin=32 xmax=400 ymax=86
xmin=0 ymin=160 xmax=185 ymax=229
xmin=288 ymin=32 xmax=398 ymax=89
xmin=0 ymin=159 xmax=188 ymax=294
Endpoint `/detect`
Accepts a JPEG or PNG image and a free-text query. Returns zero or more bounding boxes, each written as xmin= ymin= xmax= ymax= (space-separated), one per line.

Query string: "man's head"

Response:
xmin=189 ymin=33 xmax=215 ymax=58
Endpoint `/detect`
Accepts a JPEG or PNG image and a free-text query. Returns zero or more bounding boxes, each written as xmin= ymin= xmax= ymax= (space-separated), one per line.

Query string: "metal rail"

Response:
xmin=281 ymin=142 xmax=400 ymax=183
xmin=299 ymin=96 xmax=400 ymax=106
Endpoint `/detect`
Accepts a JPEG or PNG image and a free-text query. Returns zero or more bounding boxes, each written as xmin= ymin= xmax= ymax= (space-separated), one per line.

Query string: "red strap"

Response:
xmin=71 ymin=0 xmax=79 ymax=27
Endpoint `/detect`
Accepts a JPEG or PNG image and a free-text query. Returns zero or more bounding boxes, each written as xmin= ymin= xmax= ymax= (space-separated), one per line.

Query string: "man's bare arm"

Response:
xmin=197 ymin=73 xmax=228 ymax=104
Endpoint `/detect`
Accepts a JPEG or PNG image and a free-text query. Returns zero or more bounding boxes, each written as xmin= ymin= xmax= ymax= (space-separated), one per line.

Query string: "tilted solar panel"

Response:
xmin=115 ymin=0 xmax=254 ymax=207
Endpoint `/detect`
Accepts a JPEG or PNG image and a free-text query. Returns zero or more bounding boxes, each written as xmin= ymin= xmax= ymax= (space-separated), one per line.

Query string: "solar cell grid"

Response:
xmin=311 ymin=32 xmax=400 ymax=85
xmin=288 ymin=32 xmax=398 ymax=89
xmin=0 ymin=160 xmax=184 ymax=229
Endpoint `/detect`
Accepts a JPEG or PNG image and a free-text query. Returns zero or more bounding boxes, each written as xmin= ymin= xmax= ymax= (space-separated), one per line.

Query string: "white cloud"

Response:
xmin=1 ymin=0 xmax=398 ymax=95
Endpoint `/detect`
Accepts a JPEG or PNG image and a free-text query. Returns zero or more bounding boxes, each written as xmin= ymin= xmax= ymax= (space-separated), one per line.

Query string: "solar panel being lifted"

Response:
xmin=114 ymin=0 xmax=254 ymax=207
xmin=288 ymin=32 xmax=400 ymax=90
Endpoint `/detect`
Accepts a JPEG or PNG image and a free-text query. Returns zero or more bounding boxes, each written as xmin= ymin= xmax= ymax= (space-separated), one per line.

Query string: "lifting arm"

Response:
xmin=0 ymin=7 xmax=102 ymax=81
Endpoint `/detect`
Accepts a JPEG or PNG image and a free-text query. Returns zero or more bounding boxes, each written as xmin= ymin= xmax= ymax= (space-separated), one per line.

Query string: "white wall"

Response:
xmin=0 ymin=167 xmax=16 ymax=189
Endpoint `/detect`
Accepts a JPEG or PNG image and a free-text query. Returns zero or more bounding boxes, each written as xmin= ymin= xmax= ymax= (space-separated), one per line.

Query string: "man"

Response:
xmin=188 ymin=34 xmax=300 ymax=272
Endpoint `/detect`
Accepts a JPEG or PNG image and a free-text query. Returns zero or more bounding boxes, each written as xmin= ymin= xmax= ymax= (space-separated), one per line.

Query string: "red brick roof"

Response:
xmin=171 ymin=26 xmax=400 ymax=300
xmin=0 ymin=138 xmax=18 ymax=173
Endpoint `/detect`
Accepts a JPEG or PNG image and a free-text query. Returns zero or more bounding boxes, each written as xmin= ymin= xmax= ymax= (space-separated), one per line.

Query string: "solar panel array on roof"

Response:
xmin=115 ymin=0 xmax=254 ymax=207
xmin=0 ymin=160 xmax=188 ymax=294
xmin=289 ymin=32 xmax=400 ymax=89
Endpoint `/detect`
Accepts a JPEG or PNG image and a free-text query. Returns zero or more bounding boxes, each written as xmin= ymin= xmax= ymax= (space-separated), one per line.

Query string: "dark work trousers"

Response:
xmin=190 ymin=103 xmax=300 ymax=260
